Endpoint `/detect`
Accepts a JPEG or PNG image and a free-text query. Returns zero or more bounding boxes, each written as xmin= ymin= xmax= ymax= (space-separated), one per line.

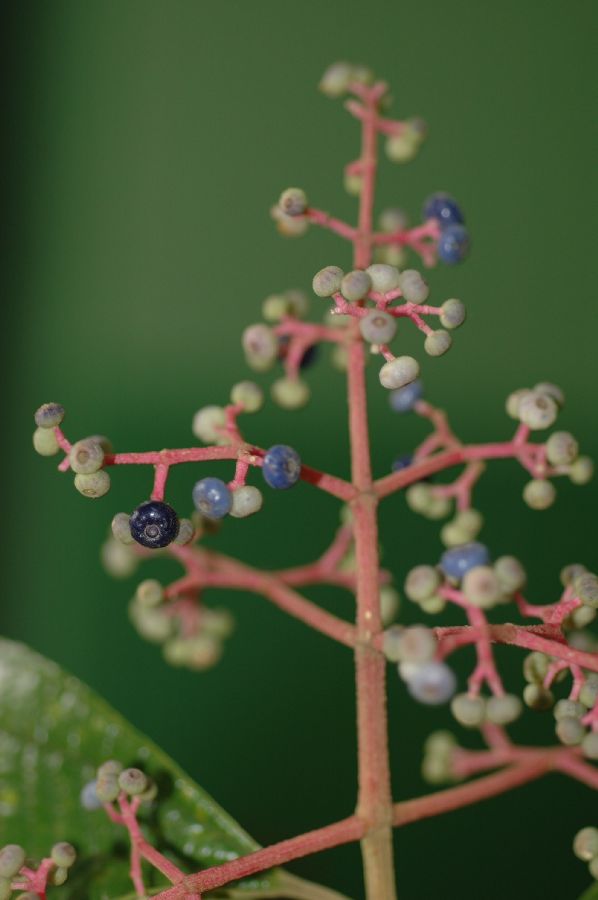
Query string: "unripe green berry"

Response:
xmin=174 ymin=518 xmax=195 ymax=545
xmin=451 ymin=693 xmax=486 ymax=728
xmin=50 ymin=866 xmax=68 ymax=886
xmin=569 ymin=456 xmax=594 ymax=485
xmin=398 ymin=269 xmax=429 ymax=303
xmin=330 ymin=344 xmax=349 ymax=371
xmin=312 ymin=265 xmax=344 ymax=297
xmin=202 ymin=608 xmax=235 ymax=639
xmin=271 ymin=205 xmax=309 ymax=237
xmin=130 ymin=604 xmax=173 ymax=643
xmin=523 ymin=478 xmax=556 ymax=510
xmin=375 ymin=244 xmax=408 ymax=268
xmin=494 ymin=556 xmax=526 ymax=594
xmin=378 ymin=207 xmax=409 ymax=232
xmin=118 ymin=767 xmax=148 ymax=796
xmin=422 ymin=754 xmax=452 ymax=784
xmin=184 ymin=634 xmax=222 ymax=670
xmin=523 ymin=683 xmax=554 ymax=710
xmin=424 ymin=330 xmax=452 ymax=357
xmin=279 ymin=187 xmax=307 ymax=217
xmin=573 ymin=573 xmax=598 ymax=608
xmin=33 ymin=426 xmax=60 ymax=456
xmin=230 ymin=485 xmax=263 ymax=518
xmin=192 ymin=405 xmax=227 ymax=444
xmin=380 ymin=586 xmax=400 ymax=625
xmin=136 ymin=579 xmax=164 ymax=609
xmin=69 ymin=438 xmax=104 ymax=474
xmin=523 ymin=651 xmax=550 ymax=684
xmin=96 ymin=773 xmax=120 ymax=803
xmin=574 ymin=827 xmax=598 ymax=861
xmin=518 ymin=391 xmax=558 ymax=430
xmin=555 ymin=716 xmax=585 ymax=745
xmin=462 ymin=566 xmax=502 ymax=609
xmin=440 ymin=523 xmax=471 ymax=548
xmin=568 ymin=606 xmax=597 ymax=629
xmin=534 ymin=381 xmax=564 ymax=406
xmin=51 ymin=842 xmax=76 ymax=869
xmin=34 ymin=402 xmax=65 ymax=428
xmin=359 ymin=310 xmax=397 ymax=345
xmin=98 ymin=759 xmax=123 ymax=778
xmin=505 ymin=388 xmax=531 ymax=419
xmin=365 ymin=264 xmax=400 ymax=293
xmin=405 ymin=483 xmax=433 ymax=515
xmin=242 ymin=325 xmax=278 ymax=372
xmin=230 ymin=381 xmax=264 ymax=413
xmin=439 ymin=299 xmax=466 ymax=329
xmin=319 ymin=61 xmax=354 ymax=98
xmin=419 ymin=594 xmax=446 ymax=614
xmin=379 ymin=355 xmax=420 ymax=390
xmin=382 ymin=625 xmax=404 ymax=663
xmin=589 ymin=856 xmax=598 ymax=879
xmin=0 ymin=844 xmax=25 ymax=877
xmin=582 ymin=732 xmax=598 ymax=761
xmin=111 ymin=511 xmax=135 ymax=545
xmin=580 ymin=679 xmax=598 ymax=710
xmin=344 ymin=172 xmax=362 ymax=195
xmin=554 ymin=699 xmax=586 ymax=720
xmin=405 ymin=565 xmax=442 ymax=603
xmin=101 ymin=537 xmax=138 ymax=578
xmin=424 ymin=730 xmax=457 ymax=756
xmin=271 ymin=376 xmax=310 ymax=409
xmin=74 ymin=470 xmax=111 ymax=498
xmin=560 ymin=563 xmax=587 ymax=587
xmin=486 ymin=694 xmax=522 ymax=725
xmin=394 ymin=625 xmax=437 ymax=663
xmin=546 ymin=431 xmax=579 ymax=466
xmin=341 ymin=270 xmax=372 ymax=301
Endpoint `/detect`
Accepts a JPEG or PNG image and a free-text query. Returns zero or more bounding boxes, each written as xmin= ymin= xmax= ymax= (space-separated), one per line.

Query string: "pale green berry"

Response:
xmin=569 ymin=456 xmax=594 ymax=485
xmin=380 ymin=586 xmax=400 ymax=625
xmin=319 ymin=61 xmax=355 ymax=97
xmin=341 ymin=270 xmax=372 ymax=301
xmin=379 ymin=355 xmax=420 ymax=390
xmin=88 ymin=434 xmax=113 ymax=453
xmin=451 ymin=693 xmax=486 ymax=728
xmin=383 ymin=625 xmax=405 ymax=663
xmin=420 ymin=594 xmax=446 ymax=614
xmin=405 ymin=565 xmax=442 ymax=603
xmin=359 ymin=310 xmax=397 ymax=344
xmin=569 ymin=606 xmax=597 ymax=629
xmin=365 ymin=264 xmax=400 ymax=293
xmin=523 ymin=652 xmax=550 ymax=684
xmin=440 ymin=522 xmax=471 ymax=548
xmin=330 ymin=345 xmax=349 ymax=371
xmin=96 ymin=773 xmax=120 ymax=802
xmin=422 ymin=754 xmax=452 ymax=784
xmin=378 ymin=207 xmax=409 ymax=232
xmin=523 ymin=478 xmax=556 ymax=510
xmin=426 ymin=494 xmax=452 ymax=520
xmin=395 ymin=626 xmax=437 ymax=663
xmin=242 ymin=324 xmax=278 ymax=371
xmin=279 ymin=187 xmax=307 ymax=217
xmin=98 ymin=759 xmax=123 ymax=778
xmin=74 ymin=470 xmax=111 ymax=498
xmin=439 ymin=299 xmax=466 ymax=329
xmin=101 ymin=537 xmax=138 ymax=578
xmin=546 ymin=431 xmax=579 ymax=466
xmin=375 ymin=244 xmax=408 ymax=268
xmin=271 ymin=376 xmax=310 ymax=409
xmin=262 ymin=293 xmax=291 ymax=321
xmin=344 ymin=172 xmax=363 ymax=195
xmin=424 ymin=730 xmax=457 ymax=756
xmin=184 ymin=634 xmax=222 ymax=670
xmin=534 ymin=381 xmax=564 ymax=407
xmin=139 ymin=779 xmax=158 ymax=803
xmin=35 ymin=402 xmax=65 ymax=428
xmin=554 ymin=699 xmax=585 ymax=720
xmin=174 ymin=518 xmax=195 ymax=545
xmin=453 ymin=508 xmax=483 ymax=537
xmin=505 ymin=388 xmax=531 ymax=420
xmin=385 ymin=131 xmax=420 ymax=163
xmin=69 ymin=438 xmax=104 ymax=474
xmin=51 ymin=842 xmax=76 ymax=868
xmin=580 ymin=679 xmax=598 ymax=709
xmin=494 ymin=556 xmax=526 ymax=593
xmin=556 ymin=716 xmax=585 ymax=745
xmin=561 ymin=563 xmax=587 ymax=586
xmin=129 ymin=604 xmax=173 ymax=643
xmin=51 ymin=867 xmax=68 ymax=886
xmin=135 ymin=579 xmax=164 ymax=609
xmin=405 ymin=483 xmax=434 ymax=514
xmin=192 ymin=405 xmax=227 ymax=443
xmin=111 ymin=512 xmax=134 ymax=545
xmin=486 ymin=694 xmax=522 ymax=725
xmin=582 ymin=732 xmax=598 ymax=761
xmin=574 ymin=827 xmax=598 ymax=861
xmin=33 ymin=426 xmax=60 ymax=456
xmin=398 ymin=269 xmax=429 ymax=303
xmin=518 ymin=391 xmax=558 ymax=430
xmin=230 ymin=381 xmax=264 ymax=413
xmin=272 ymin=205 xmax=309 ymax=237
xmin=589 ymin=856 xmax=598 ymax=879
xmin=424 ymin=330 xmax=452 ymax=357
xmin=462 ymin=566 xmax=502 ymax=609
xmin=230 ymin=485 xmax=263 ymax=518
xmin=162 ymin=638 xmax=191 ymax=667
xmin=352 ymin=64 xmax=374 ymax=85
xmin=573 ymin=573 xmax=598 ymax=608
xmin=118 ymin=767 xmax=148 ymax=796
xmin=0 ymin=844 xmax=25 ymax=877
xmin=312 ymin=266 xmax=344 ymax=297
xmin=202 ymin=608 xmax=235 ymax=639
xmin=523 ymin=683 xmax=554 ymax=710
xmin=284 ymin=288 xmax=310 ymax=318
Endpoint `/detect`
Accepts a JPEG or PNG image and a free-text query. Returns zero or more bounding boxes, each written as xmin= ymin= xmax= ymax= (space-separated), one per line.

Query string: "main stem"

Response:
xmin=351 ymin=88 xmax=397 ymax=899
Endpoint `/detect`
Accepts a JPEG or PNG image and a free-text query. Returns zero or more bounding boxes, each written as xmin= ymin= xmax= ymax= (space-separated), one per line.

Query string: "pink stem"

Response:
xmin=151 ymin=463 xmax=170 ymax=501
xmin=305 ymin=207 xmax=357 ymax=240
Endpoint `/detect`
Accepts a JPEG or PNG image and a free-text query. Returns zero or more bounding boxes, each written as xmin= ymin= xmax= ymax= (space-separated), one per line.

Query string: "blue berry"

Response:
xmin=406 ymin=661 xmax=456 ymax=705
xmin=423 ymin=192 xmax=464 ymax=228
xmin=438 ymin=224 xmax=470 ymax=264
xmin=440 ymin=542 xmax=490 ymax=581
xmin=391 ymin=453 xmax=413 ymax=472
xmin=80 ymin=779 xmax=103 ymax=810
xmin=129 ymin=500 xmax=180 ymax=549
xmin=262 ymin=444 xmax=302 ymax=490
xmin=192 ymin=477 xmax=233 ymax=520
xmin=389 ymin=379 xmax=423 ymax=413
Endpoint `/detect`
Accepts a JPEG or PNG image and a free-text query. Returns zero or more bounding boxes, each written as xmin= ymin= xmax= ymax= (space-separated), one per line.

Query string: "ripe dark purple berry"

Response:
xmin=129 ymin=500 xmax=180 ymax=549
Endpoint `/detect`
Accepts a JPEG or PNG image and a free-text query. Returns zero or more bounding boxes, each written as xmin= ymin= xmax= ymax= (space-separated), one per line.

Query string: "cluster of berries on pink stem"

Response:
xmin=29 ymin=60 xmax=597 ymax=899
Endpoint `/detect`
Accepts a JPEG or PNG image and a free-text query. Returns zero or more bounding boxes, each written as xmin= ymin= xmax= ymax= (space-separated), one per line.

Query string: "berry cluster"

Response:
xmin=0 ymin=842 xmax=76 ymax=899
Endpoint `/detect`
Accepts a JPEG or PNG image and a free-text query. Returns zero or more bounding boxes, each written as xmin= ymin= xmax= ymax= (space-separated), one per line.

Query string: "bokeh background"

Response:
xmin=2 ymin=1 xmax=597 ymax=897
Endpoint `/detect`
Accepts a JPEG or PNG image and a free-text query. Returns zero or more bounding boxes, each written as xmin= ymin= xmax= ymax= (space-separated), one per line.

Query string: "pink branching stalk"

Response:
xmin=31 ymin=62 xmax=597 ymax=899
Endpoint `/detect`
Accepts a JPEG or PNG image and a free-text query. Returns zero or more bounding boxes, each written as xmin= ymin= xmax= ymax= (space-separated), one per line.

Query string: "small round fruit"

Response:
xmin=518 ymin=391 xmax=558 ymax=430
xmin=192 ymin=405 xmax=227 ymax=443
xmin=75 ymin=470 xmax=111 ymax=498
xmin=486 ymin=694 xmax=522 ymax=725
xmin=34 ymin=402 xmax=65 ymax=428
xmin=341 ymin=270 xmax=372 ymax=301
xmin=398 ymin=269 xmax=429 ymax=303
xmin=365 ymin=264 xmax=400 ymax=293
xmin=406 ymin=662 xmax=456 ymax=705
xmin=451 ymin=693 xmax=486 ymax=728
xmin=51 ymin=843 xmax=76 ymax=869
xmin=379 ymin=356 xmax=420 ymax=390
xmin=118 ymin=767 xmax=148 ymax=796
xmin=69 ymin=438 xmax=105 ymax=474
xmin=33 ymin=426 xmax=60 ymax=456
xmin=0 ymin=845 xmax=25 ymax=878
xmin=573 ymin=827 xmax=598 ymax=862
xmin=192 ymin=477 xmax=233 ymax=520
xmin=262 ymin=444 xmax=302 ymax=490
xmin=230 ymin=485 xmax=263 ymax=518
xmin=313 ymin=265 xmax=344 ymax=297
xmin=424 ymin=330 xmax=452 ymax=357
xmin=230 ymin=381 xmax=264 ymax=413
xmin=523 ymin=479 xmax=556 ymax=510
xmin=404 ymin=565 xmax=442 ymax=603
xmin=546 ymin=431 xmax=578 ymax=466
xmin=279 ymin=187 xmax=307 ymax=217
xmin=388 ymin=379 xmax=423 ymax=413
xmin=359 ymin=310 xmax=397 ymax=344
xmin=462 ymin=565 xmax=502 ymax=609
xmin=437 ymin=224 xmax=470 ymax=264
xmin=439 ymin=299 xmax=466 ymax=329
xmin=570 ymin=456 xmax=594 ymax=485
xmin=439 ymin=542 xmax=490 ymax=581
xmin=129 ymin=500 xmax=180 ymax=549
xmin=271 ymin=377 xmax=310 ymax=409
xmin=423 ymin=193 xmax=464 ymax=228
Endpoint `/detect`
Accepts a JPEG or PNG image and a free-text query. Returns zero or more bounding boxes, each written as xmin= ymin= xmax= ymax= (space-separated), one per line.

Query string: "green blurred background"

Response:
xmin=2 ymin=1 xmax=597 ymax=897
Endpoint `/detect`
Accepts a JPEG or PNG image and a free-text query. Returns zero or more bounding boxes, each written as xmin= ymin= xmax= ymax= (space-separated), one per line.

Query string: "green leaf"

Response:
xmin=578 ymin=882 xmax=598 ymax=900
xmin=0 ymin=638 xmax=348 ymax=900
